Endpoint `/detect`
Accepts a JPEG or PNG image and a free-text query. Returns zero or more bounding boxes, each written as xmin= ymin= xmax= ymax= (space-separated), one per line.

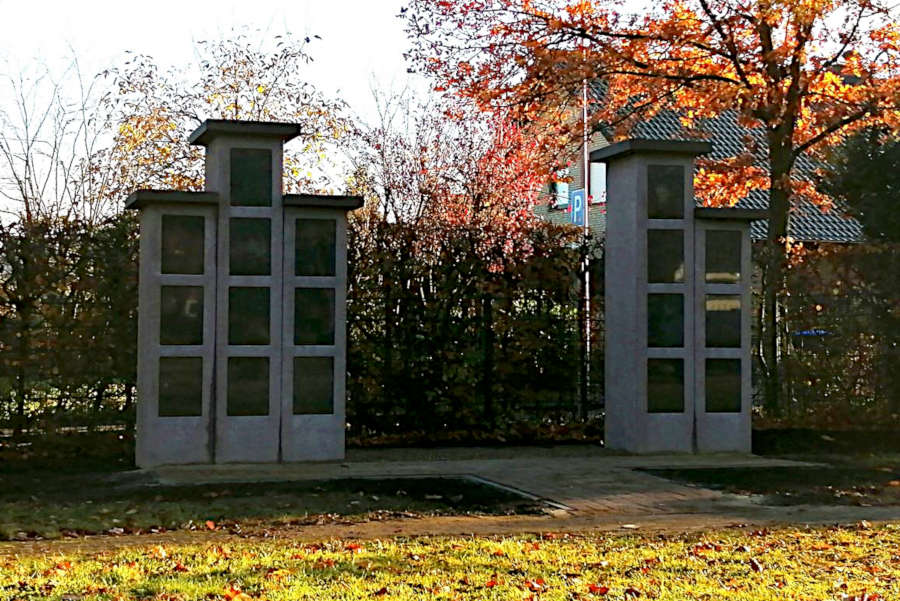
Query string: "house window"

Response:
xmin=589 ymin=162 xmax=606 ymax=204
xmin=550 ymin=180 xmax=570 ymax=207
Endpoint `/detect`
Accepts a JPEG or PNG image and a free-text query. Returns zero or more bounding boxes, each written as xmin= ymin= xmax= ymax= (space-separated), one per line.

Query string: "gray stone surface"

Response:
xmin=133 ymin=120 xmax=359 ymax=467
xmin=597 ymin=142 xmax=753 ymax=453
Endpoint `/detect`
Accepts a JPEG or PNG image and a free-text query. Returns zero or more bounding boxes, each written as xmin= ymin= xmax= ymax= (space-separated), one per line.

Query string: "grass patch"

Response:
xmin=646 ymin=458 xmax=900 ymax=506
xmin=2 ymin=525 xmax=898 ymax=600
xmin=0 ymin=475 xmax=545 ymax=541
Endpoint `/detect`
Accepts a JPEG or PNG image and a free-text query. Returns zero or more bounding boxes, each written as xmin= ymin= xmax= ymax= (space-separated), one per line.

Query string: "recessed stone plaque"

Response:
xmin=161 ymin=215 xmax=204 ymax=274
xmin=230 ymin=148 xmax=272 ymax=206
xmin=230 ymin=218 xmax=271 ymax=276
xmin=648 ymin=293 xmax=684 ymax=348
xmin=647 ymin=229 xmax=684 ymax=283
xmin=706 ymin=230 xmax=742 ymax=283
xmin=296 ymin=218 xmax=336 ymax=276
xmin=160 ymin=286 xmax=204 ymax=345
xmin=706 ymin=294 xmax=741 ymax=348
xmin=706 ymin=358 xmax=741 ymax=412
xmin=229 ymin=287 xmax=270 ymax=345
xmin=647 ymin=358 xmax=684 ymax=413
xmin=294 ymin=288 xmax=335 ymax=345
xmin=293 ymin=356 xmax=334 ymax=414
xmin=647 ymin=165 xmax=684 ymax=219
xmin=158 ymin=357 xmax=203 ymax=417
xmin=227 ymin=357 xmax=269 ymax=416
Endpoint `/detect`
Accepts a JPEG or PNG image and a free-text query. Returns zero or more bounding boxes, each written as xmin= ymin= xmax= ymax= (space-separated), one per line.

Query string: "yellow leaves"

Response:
xmin=695 ymin=156 xmax=768 ymax=208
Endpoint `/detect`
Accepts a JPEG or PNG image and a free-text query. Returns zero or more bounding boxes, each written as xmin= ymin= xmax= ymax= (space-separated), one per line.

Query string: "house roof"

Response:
xmin=620 ymin=110 xmax=864 ymax=243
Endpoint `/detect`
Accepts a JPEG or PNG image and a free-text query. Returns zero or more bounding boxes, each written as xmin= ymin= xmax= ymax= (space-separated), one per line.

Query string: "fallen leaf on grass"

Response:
xmin=749 ymin=558 xmax=764 ymax=573
xmin=523 ymin=578 xmax=545 ymax=592
xmin=224 ymin=586 xmax=253 ymax=601
xmin=588 ymin=583 xmax=609 ymax=595
xmin=373 ymin=586 xmax=388 ymax=596
xmin=266 ymin=568 xmax=290 ymax=580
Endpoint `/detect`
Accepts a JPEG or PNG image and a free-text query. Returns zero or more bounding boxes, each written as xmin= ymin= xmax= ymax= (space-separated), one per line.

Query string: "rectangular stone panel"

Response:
xmin=294 ymin=288 xmax=335 ymax=345
xmin=293 ymin=356 xmax=334 ymax=414
xmin=706 ymin=294 xmax=741 ymax=348
xmin=647 ymin=229 xmax=684 ymax=283
xmin=227 ymin=357 xmax=269 ymax=416
xmin=158 ymin=357 xmax=203 ymax=417
xmin=230 ymin=218 xmax=271 ymax=275
xmin=706 ymin=358 xmax=742 ymax=413
xmin=647 ymin=165 xmax=684 ymax=219
xmin=230 ymin=148 xmax=272 ymax=206
xmin=647 ymin=293 xmax=684 ymax=348
xmin=160 ymin=286 xmax=204 ymax=345
xmin=161 ymin=215 xmax=204 ymax=274
xmin=647 ymin=358 xmax=684 ymax=413
xmin=228 ymin=287 xmax=270 ymax=345
xmin=706 ymin=230 xmax=742 ymax=283
xmin=295 ymin=218 xmax=336 ymax=276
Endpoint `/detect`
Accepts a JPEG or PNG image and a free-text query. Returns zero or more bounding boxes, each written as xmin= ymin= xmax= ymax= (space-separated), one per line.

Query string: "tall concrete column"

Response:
xmin=129 ymin=119 xmax=361 ymax=467
xmin=593 ymin=140 xmax=760 ymax=453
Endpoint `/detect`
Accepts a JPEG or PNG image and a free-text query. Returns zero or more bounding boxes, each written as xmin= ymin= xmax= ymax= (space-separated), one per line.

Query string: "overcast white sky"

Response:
xmin=0 ymin=0 xmax=418 ymax=122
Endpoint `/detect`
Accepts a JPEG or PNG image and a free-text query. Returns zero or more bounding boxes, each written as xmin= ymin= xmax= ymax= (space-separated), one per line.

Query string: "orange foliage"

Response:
xmin=404 ymin=0 xmax=900 ymax=228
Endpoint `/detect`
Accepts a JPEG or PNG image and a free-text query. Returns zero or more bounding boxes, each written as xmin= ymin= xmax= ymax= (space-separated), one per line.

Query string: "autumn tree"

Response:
xmin=344 ymin=88 xmax=590 ymax=431
xmin=403 ymin=0 xmax=900 ymax=412
xmin=824 ymin=129 xmax=900 ymax=242
xmin=104 ymin=29 xmax=350 ymax=202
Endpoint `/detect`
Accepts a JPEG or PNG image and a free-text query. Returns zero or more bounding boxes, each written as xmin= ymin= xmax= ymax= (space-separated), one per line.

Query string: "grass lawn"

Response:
xmin=646 ymin=454 xmax=900 ymax=506
xmin=2 ymin=525 xmax=898 ymax=600
xmin=0 ymin=475 xmax=546 ymax=541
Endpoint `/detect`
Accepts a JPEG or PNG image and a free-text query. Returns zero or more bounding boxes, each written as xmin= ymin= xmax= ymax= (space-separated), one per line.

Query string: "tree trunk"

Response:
xmin=762 ymin=145 xmax=793 ymax=417
xmin=481 ymin=294 xmax=495 ymax=428
xmin=13 ymin=313 xmax=29 ymax=440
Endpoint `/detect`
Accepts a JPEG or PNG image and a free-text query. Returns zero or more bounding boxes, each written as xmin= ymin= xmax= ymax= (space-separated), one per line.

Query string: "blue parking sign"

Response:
xmin=570 ymin=189 xmax=586 ymax=226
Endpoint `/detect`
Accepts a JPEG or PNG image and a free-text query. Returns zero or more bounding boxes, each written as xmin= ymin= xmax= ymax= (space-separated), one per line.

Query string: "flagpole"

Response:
xmin=582 ymin=76 xmax=591 ymax=421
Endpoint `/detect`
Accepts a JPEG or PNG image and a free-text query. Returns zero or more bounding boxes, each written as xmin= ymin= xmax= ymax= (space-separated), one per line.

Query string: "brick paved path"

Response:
xmin=151 ymin=447 xmax=807 ymax=517
xmin=5 ymin=447 xmax=900 ymax=557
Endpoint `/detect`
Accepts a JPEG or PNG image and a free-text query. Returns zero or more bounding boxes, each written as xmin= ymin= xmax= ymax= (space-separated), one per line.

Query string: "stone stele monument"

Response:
xmin=594 ymin=139 xmax=763 ymax=453
xmin=127 ymin=119 xmax=362 ymax=468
